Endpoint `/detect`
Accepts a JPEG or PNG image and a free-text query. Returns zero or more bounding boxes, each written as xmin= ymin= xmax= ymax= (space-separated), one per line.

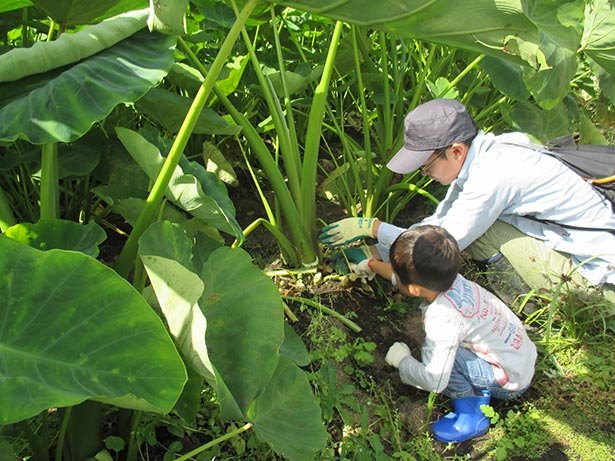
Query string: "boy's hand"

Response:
xmin=348 ymin=259 xmax=375 ymax=280
xmin=319 ymin=217 xmax=376 ymax=247
xmin=385 ymin=342 xmax=411 ymax=368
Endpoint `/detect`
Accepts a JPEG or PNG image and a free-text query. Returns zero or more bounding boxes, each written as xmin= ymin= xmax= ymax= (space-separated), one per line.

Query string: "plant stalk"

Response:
xmin=40 ymin=143 xmax=59 ymax=220
xmin=352 ymin=26 xmax=373 ymax=214
xmin=0 ymin=186 xmax=17 ymax=232
xmin=300 ymin=21 xmax=344 ymax=257
xmin=125 ymin=410 xmax=143 ymax=461
xmin=212 ymin=85 xmax=311 ymax=266
xmin=285 ymin=296 xmax=362 ymax=333
xmin=114 ymin=0 xmax=258 ymax=278
xmin=55 ymin=406 xmax=72 ymax=461
xmin=174 ymin=422 xmax=253 ymax=461
xmin=242 ymin=30 xmax=305 ymax=207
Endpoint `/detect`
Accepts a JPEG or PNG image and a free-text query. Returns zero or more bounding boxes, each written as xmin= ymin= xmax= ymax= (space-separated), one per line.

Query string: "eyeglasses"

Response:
xmin=420 ymin=146 xmax=450 ymax=176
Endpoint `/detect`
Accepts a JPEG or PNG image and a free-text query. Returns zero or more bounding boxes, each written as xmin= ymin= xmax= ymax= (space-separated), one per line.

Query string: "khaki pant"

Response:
xmin=465 ymin=220 xmax=615 ymax=311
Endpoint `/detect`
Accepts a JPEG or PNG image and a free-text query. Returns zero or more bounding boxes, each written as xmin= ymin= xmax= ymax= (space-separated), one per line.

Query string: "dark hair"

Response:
xmin=390 ymin=225 xmax=462 ymax=292
xmin=461 ymin=133 xmax=477 ymax=147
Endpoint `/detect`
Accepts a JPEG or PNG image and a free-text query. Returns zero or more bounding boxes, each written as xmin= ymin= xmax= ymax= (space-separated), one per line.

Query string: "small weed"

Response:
xmin=480 ymin=404 xmax=550 ymax=460
xmin=307 ymin=318 xmax=377 ymax=367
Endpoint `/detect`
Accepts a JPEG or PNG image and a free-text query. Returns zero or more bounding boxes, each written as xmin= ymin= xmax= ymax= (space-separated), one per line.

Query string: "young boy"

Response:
xmin=367 ymin=225 xmax=537 ymax=443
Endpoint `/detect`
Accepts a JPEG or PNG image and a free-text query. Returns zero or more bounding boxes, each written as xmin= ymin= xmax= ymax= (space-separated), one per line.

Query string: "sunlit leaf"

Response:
xmin=203 ymin=142 xmax=238 ymax=187
xmin=147 ymin=0 xmax=188 ymax=34
xmin=135 ymin=88 xmax=241 ymax=135
xmin=30 ymin=0 xmax=147 ymax=26
xmin=0 ymin=9 xmax=149 ymax=82
xmin=5 ymin=219 xmax=106 ymax=257
xmin=0 ymin=1 xmax=32 ymax=14
xmin=0 ymin=235 xmax=187 ymax=424
xmin=115 ymin=128 xmax=242 ymax=239
xmin=582 ymin=0 xmax=615 ymax=77
xmin=139 ymin=222 xmax=284 ymax=419
xmin=0 ymin=29 xmax=176 ymax=144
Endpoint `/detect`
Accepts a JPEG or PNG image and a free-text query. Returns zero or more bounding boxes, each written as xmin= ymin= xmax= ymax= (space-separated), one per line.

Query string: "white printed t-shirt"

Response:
xmin=398 ymin=273 xmax=537 ymax=394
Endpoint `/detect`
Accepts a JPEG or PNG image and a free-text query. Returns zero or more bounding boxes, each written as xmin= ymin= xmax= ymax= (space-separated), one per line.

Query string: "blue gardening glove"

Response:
xmin=329 ymin=246 xmax=371 ymax=275
xmin=319 ymin=217 xmax=376 ymax=247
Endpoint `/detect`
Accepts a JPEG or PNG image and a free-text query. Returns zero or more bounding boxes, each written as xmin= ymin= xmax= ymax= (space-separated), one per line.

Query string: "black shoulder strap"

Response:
xmin=521 ymin=214 xmax=615 ymax=235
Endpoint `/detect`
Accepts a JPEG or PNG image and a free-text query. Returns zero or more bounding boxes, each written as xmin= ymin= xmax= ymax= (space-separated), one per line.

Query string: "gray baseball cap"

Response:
xmin=387 ymin=99 xmax=476 ymax=174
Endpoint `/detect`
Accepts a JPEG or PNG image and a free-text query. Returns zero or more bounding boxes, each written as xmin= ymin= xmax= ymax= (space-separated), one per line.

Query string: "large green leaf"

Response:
xmin=518 ymin=0 xmax=583 ymax=109
xmin=0 ymin=235 xmax=187 ymax=425
xmin=0 ymin=28 xmax=176 ymax=144
xmin=139 ymin=222 xmax=284 ymax=417
xmin=480 ymin=57 xmax=531 ymax=102
xmin=0 ymin=1 xmax=31 ymax=14
xmin=582 ymin=0 xmax=615 ymax=77
xmin=30 ymin=0 xmax=147 ymax=26
xmin=248 ymin=357 xmax=326 ymax=461
xmin=5 ymin=219 xmax=106 ymax=257
xmin=280 ymin=322 xmax=310 ymax=367
xmin=199 ymin=246 xmax=284 ymax=414
xmin=0 ymin=9 xmax=149 ymax=83
xmin=275 ymin=0 xmax=615 ymax=108
xmin=501 ymin=101 xmax=571 ymax=142
xmin=135 ymin=88 xmax=242 ymax=135
xmin=115 ymin=127 xmax=242 ymax=239
xmin=276 ymin=0 xmax=544 ymax=66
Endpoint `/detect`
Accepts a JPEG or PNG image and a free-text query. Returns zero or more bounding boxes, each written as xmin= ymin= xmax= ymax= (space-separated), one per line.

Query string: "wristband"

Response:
xmin=391 ymin=272 xmax=397 ymax=288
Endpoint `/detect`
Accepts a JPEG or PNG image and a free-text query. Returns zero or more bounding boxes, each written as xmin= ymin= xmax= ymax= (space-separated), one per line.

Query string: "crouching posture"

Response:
xmin=377 ymin=225 xmax=537 ymax=443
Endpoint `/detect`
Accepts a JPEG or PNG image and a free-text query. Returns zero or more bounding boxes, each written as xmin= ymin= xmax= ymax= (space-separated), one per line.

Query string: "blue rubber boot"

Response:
xmin=432 ymin=390 xmax=491 ymax=443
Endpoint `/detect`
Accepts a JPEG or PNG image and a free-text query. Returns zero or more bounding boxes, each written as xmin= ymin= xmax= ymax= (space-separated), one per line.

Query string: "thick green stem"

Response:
xmin=239 ymin=25 xmax=303 ymax=206
xmin=0 ymin=186 xmax=17 ymax=232
xmin=437 ymin=54 xmax=485 ymax=98
xmin=213 ymin=87 xmax=312 ymax=266
xmin=270 ymin=8 xmax=301 ymax=186
xmin=174 ymin=422 xmax=253 ymax=461
xmin=180 ymin=36 xmax=313 ymax=265
xmin=55 ymin=406 xmax=72 ymax=461
xmin=352 ymin=26 xmax=373 ymax=214
xmin=40 ymin=143 xmax=59 ymax=220
xmin=235 ymin=217 xmax=298 ymax=263
xmin=114 ymin=0 xmax=258 ymax=278
xmin=301 ymin=21 xmax=344 ymax=256
xmin=126 ymin=410 xmax=143 ymax=461
xmin=409 ymin=43 xmax=436 ymax=112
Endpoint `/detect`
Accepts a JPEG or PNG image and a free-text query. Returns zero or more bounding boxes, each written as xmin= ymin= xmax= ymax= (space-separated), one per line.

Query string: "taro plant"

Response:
xmin=173 ymin=1 xmax=345 ymax=267
xmin=0 ymin=1 xmax=326 ymax=459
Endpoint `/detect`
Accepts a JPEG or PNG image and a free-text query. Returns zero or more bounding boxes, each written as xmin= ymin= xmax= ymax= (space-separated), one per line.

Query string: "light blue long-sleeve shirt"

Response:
xmin=376 ymin=131 xmax=615 ymax=285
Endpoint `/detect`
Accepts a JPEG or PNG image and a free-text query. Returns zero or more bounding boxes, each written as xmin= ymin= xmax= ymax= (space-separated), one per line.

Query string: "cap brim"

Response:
xmin=386 ymin=146 xmax=433 ymax=174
